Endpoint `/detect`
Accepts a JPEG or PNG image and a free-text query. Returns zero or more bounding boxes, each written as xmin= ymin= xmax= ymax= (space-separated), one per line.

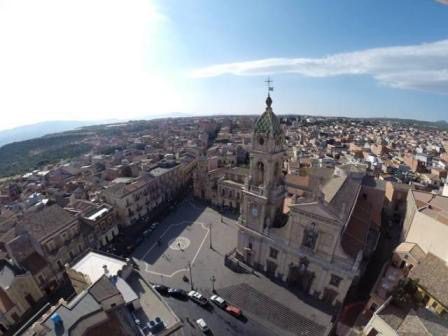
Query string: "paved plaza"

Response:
xmin=141 ymin=220 xmax=209 ymax=278
xmin=132 ymin=198 xmax=333 ymax=335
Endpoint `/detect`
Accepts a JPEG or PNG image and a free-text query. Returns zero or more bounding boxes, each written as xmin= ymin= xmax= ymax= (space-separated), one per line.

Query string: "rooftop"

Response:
xmin=412 ymin=190 xmax=448 ymax=225
xmin=149 ymin=166 xmax=174 ymax=177
xmin=409 ymin=253 xmax=448 ymax=308
xmin=17 ymin=204 xmax=77 ymax=242
xmin=71 ymin=251 xmax=127 ymax=284
xmin=40 ymin=292 xmax=102 ymax=336
xmin=253 ymin=96 xmax=283 ymax=138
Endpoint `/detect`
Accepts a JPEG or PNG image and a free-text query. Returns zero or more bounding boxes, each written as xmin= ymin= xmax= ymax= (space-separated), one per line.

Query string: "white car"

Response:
xmin=188 ymin=290 xmax=208 ymax=306
xmin=210 ymin=295 xmax=226 ymax=308
xmin=196 ymin=318 xmax=209 ymax=332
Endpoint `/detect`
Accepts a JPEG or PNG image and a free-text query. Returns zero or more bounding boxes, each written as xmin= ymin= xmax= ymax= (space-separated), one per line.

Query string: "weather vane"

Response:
xmin=265 ymin=77 xmax=274 ymax=95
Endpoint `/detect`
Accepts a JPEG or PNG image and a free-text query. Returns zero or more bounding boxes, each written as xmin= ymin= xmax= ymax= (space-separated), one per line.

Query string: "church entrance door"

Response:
xmin=266 ymin=260 xmax=277 ymax=277
xmin=287 ymin=264 xmax=315 ymax=293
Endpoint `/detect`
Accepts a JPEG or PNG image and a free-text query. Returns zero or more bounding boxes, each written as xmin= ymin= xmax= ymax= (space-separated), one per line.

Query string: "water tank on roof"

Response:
xmin=50 ymin=312 xmax=63 ymax=326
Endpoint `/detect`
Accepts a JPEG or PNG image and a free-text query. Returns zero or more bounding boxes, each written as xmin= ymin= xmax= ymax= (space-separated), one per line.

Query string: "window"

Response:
xmin=302 ymin=224 xmax=318 ymax=250
xmin=269 ymin=247 xmax=278 ymax=259
xmin=330 ymin=274 xmax=342 ymax=287
xmin=57 ymin=260 xmax=64 ymax=270
xmin=366 ymin=328 xmax=378 ymax=336
xmin=432 ymin=301 xmax=438 ymax=309
xmin=11 ymin=313 xmax=19 ymax=323
xmin=248 ymin=242 xmax=253 ymax=250
xmin=47 ymin=240 xmax=56 ymax=252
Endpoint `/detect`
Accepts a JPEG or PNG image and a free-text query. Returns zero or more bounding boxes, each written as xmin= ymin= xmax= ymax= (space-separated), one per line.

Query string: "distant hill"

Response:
xmin=0 ymin=121 xmax=88 ymax=147
xmin=0 ymin=131 xmax=93 ymax=178
xmin=0 ymin=120 xmax=119 ymax=148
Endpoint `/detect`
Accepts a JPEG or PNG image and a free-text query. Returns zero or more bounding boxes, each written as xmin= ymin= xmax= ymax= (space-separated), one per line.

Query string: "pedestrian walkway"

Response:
xmin=219 ymin=283 xmax=328 ymax=336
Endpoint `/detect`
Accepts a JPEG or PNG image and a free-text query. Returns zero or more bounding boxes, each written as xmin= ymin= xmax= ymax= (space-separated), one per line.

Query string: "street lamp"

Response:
xmin=244 ymin=247 xmax=255 ymax=274
xmin=187 ymin=262 xmax=194 ymax=290
xmin=209 ymin=223 xmax=213 ymax=250
xmin=210 ymin=275 xmax=216 ymax=293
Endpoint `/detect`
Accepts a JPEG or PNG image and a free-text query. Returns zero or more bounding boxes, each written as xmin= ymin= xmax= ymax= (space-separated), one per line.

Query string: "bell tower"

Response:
xmin=241 ymin=84 xmax=286 ymax=233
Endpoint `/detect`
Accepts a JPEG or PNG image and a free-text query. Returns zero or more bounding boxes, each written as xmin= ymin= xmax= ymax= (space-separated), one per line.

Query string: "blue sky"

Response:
xmin=1 ymin=0 xmax=447 ymax=130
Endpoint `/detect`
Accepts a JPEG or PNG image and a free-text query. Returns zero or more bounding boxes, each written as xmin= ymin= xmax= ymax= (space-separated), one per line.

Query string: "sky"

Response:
xmin=0 ymin=0 xmax=448 ymax=131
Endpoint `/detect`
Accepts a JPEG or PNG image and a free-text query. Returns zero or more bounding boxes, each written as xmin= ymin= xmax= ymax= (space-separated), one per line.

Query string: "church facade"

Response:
xmin=237 ymin=94 xmax=365 ymax=307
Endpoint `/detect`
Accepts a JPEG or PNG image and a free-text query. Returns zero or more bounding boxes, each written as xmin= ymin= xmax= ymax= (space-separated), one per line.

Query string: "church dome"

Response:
xmin=254 ymin=95 xmax=282 ymax=137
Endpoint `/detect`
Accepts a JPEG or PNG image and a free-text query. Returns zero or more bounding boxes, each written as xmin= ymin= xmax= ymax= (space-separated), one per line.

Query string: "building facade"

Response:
xmin=236 ymin=94 xmax=364 ymax=306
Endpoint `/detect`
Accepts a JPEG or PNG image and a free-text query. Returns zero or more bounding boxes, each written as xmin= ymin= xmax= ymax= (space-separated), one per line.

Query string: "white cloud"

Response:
xmin=0 ymin=0 xmax=187 ymax=130
xmin=191 ymin=39 xmax=448 ymax=94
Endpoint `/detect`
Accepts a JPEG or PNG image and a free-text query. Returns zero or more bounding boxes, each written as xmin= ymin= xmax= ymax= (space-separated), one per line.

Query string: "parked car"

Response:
xmin=135 ymin=236 xmax=144 ymax=246
xmin=143 ymin=229 xmax=152 ymax=238
xmin=225 ymin=304 xmax=243 ymax=318
xmin=188 ymin=290 xmax=209 ymax=306
xmin=168 ymin=288 xmax=188 ymax=300
xmin=196 ymin=318 xmax=209 ymax=333
xmin=152 ymin=284 xmax=169 ymax=296
xmin=210 ymin=295 xmax=227 ymax=309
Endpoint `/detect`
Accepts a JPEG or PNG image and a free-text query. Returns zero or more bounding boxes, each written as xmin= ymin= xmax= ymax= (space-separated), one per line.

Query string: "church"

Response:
xmin=236 ymin=92 xmax=372 ymax=307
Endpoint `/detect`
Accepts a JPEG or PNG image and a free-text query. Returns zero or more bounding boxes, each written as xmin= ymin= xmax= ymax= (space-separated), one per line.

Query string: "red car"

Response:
xmin=225 ymin=304 xmax=242 ymax=318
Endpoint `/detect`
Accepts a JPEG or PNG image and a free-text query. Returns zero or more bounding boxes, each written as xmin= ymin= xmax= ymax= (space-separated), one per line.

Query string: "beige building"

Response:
xmin=5 ymin=205 xmax=90 ymax=282
xmin=193 ymin=162 xmax=248 ymax=210
xmin=65 ymin=251 xmax=138 ymax=310
xmin=363 ymin=297 xmax=448 ymax=336
xmin=0 ymin=260 xmax=44 ymax=334
xmin=402 ymin=189 xmax=448 ymax=261
xmin=102 ymin=176 xmax=161 ymax=226
xmin=102 ymin=161 xmax=191 ymax=226
xmin=66 ymin=200 xmax=119 ymax=247
xmin=236 ymin=94 xmax=368 ymax=306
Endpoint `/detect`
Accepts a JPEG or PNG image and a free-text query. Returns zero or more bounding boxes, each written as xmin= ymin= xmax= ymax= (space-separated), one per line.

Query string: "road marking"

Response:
xmin=192 ymin=223 xmax=209 ymax=265
xmin=168 ymin=237 xmax=191 ymax=250
xmin=144 ymin=264 xmax=188 ymax=278
xmin=141 ymin=220 xmax=209 ymax=278
xmin=141 ymin=221 xmax=191 ymax=259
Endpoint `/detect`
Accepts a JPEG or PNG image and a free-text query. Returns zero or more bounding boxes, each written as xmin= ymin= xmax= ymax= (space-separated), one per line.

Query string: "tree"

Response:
xmin=392 ymin=278 xmax=424 ymax=308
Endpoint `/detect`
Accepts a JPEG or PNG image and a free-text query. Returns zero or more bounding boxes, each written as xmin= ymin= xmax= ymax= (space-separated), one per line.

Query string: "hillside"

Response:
xmin=0 ymin=132 xmax=92 ymax=177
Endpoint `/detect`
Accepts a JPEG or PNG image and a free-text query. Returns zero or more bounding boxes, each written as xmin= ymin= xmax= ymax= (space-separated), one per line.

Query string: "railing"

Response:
xmin=246 ymin=185 xmax=285 ymax=198
xmin=248 ymin=185 xmax=265 ymax=196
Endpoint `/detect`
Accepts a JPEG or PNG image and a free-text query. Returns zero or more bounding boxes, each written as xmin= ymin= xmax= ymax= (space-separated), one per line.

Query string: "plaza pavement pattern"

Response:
xmin=219 ymin=283 xmax=326 ymax=336
xmin=141 ymin=220 xmax=209 ymax=278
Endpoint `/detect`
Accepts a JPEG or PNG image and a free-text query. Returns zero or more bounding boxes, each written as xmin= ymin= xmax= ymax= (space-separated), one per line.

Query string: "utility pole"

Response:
xmin=187 ymin=262 xmax=194 ymax=290
xmin=210 ymin=275 xmax=216 ymax=293
xmin=209 ymin=223 xmax=213 ymax=250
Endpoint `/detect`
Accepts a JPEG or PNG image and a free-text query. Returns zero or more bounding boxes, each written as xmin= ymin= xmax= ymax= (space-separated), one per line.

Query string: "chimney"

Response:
xmin=103 ymin=264 xmax=109 ymax=276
